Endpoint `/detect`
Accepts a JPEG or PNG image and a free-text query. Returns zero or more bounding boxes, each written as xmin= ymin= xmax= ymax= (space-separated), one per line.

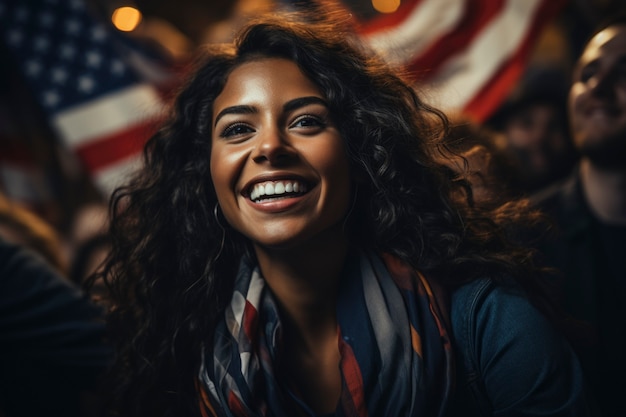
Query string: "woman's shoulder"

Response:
xmin=450 ymin=275 xmax=570 ymax=366
xmin=450 ymin=276 xmax=525 ymax=327
xmin=448 ymin=276 xmax=593 ymax=416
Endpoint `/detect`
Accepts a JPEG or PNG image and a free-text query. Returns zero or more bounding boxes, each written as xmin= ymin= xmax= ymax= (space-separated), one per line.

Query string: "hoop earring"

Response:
xmin=213 ymin=202 xmax=226 ymax=260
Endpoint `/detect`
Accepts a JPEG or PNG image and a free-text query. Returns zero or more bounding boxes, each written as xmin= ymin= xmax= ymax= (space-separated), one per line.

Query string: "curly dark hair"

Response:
xmin=97 ymin=9 xmax=548 ymax=417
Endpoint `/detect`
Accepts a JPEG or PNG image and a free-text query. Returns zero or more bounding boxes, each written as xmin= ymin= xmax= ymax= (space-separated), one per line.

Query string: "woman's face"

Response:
xmin=210 ymin=58 xmax=352 ymax=251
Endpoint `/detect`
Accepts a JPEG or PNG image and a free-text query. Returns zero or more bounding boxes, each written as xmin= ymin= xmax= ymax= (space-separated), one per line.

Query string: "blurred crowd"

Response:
xmin=0 ymin=1 xmax=622 ymax=249
xmin=0 ymin=0 xmax=625 ymax=416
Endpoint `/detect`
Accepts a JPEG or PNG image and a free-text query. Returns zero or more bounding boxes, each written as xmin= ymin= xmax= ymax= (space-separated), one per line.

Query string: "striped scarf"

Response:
xmin=199 ymin=251 xmax=454 ymax=416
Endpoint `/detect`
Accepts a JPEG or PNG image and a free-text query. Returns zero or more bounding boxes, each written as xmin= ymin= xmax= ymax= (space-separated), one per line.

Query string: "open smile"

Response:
xmin=246 ymin=179 xmax=312 ymax=203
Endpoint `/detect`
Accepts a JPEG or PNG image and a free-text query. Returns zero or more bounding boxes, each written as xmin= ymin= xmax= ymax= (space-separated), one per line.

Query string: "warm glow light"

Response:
xmin=112 ymin=6 xmax=142 ymax=32
xmin=372 ymin=0 xmax=401 ymax=14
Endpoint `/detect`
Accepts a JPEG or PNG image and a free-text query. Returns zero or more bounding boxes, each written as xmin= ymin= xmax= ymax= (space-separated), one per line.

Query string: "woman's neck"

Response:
xmin=580 ymin=159 xmax=626 ymax=226
xmin=253 ymin=229 xmax=348 ymax=414
xmin=254 ymin=230 xmax=348 ymax=337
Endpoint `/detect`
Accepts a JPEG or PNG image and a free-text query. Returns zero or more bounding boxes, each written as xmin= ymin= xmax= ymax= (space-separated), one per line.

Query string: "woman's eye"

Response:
xmin=291 ymin=115 xmax=325 ymax=130
xmin=220 ymin=123 xmax=254 ymax=138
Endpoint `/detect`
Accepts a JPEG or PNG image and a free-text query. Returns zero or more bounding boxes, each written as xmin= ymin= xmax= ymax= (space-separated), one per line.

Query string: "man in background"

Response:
xmin=532 ymin=16 xmax=626 ymax=417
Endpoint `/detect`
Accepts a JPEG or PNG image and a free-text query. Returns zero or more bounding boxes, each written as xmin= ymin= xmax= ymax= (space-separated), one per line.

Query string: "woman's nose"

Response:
xmin=251 ymin=128 xmax=295 ymax=165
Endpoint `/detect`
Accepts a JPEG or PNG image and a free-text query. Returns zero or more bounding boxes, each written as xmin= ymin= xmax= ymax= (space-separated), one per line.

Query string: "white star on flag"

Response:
xmin=0 ymin=0 xmax=167 ymax=196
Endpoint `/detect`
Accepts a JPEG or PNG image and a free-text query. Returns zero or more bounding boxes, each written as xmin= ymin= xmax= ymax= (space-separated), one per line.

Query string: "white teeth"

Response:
xmin=249 ymin=180 xmax=308 ymax=201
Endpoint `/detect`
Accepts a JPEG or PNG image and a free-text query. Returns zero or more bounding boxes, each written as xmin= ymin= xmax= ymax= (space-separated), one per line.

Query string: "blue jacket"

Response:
xmin=448 ymin=277 xmax=595 ymax=416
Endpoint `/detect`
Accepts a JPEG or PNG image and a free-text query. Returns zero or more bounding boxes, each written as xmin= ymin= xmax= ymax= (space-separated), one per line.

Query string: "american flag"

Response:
xmin=345 ymin=0 xmax=568 ymax=122
xmin=0 ymin=0 xmax=567 ymax=203
xmin=0 ymin=0 xmax=164 ymax=197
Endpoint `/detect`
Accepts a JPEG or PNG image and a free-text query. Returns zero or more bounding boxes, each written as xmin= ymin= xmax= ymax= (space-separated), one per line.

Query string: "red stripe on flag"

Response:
xmin=462 ymin=0 xmax=568 ymax=121
xmin=73 ymin=120 xmax=159 ymax=173
xmin=462 ymin=52 xmax=526 ymax=122
xmin=406 ymin=0 xmax=505 ymax=80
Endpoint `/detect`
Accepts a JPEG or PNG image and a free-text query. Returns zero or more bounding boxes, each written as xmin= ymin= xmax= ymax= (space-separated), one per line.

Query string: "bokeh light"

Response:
xmin=112 ymin=6 xmax=142 ymax=32
xmin=372 ymin=0 xmax=401 ymax=14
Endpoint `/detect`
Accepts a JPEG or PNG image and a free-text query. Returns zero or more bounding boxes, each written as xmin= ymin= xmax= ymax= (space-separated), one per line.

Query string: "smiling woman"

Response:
xmin=95 ymin=7 xmax=594 ymax=417
xmin=210 ymin=59 xmax=351 ymax=257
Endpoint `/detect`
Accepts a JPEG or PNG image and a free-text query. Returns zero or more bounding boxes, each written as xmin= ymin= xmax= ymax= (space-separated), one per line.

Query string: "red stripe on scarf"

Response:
xmin=338 ymin=330 xmax=369 ymax=417
xmin=228 ymin=391 xmax=248 ymax=417
xmin=243 ymin=300 xmax=259 ymax=343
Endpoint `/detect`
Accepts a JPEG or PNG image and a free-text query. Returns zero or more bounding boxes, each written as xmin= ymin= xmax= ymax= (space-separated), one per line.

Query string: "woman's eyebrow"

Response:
xmin=283 ymin=96 xmax=328 ymax=113
xmin=213 ymin=97 xmax=327 ymax=127
xmin=214 ymin=105 xmax=257 ymax=127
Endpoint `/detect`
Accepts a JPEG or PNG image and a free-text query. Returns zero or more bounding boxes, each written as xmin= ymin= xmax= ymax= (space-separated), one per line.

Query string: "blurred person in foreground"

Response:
xmin=0 ymin=193 xmax=110 ymax=416
xmin=96 ymin=8 xmax=593 ymax=417
xmin=531 ymin=14 xmax=626 ymax=417
xmin=0 ymin=235 xmax=111 ymax=416
xmin=0 ymin=192 xmax=68 ymax=275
